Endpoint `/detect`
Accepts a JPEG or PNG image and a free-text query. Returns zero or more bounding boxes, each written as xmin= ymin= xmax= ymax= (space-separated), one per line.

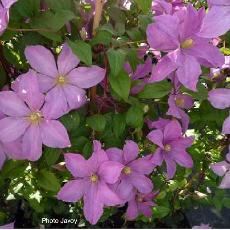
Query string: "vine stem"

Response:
xmin=90 ymin=0 xmax=105 ymax=100
xmin=7 ymin=27 xmax=54 ymax=32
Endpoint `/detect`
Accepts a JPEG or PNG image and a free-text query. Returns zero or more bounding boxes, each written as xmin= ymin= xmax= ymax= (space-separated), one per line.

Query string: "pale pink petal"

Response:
xmin=138 ymin=203 xmax=152 ymax=217
xmin=62 ymin=84 xmax=87 ymax=110
xmin=64 ymin=153 xmax=90 ymax=178
xmin=130 ymin=173 xmax=153 ymax=194
xmin=22 ymin=125 xmax=42 ymax=161
xmin=208 ymin=89 xmax=230 ymax=109
xmin=210 ymin=161 xmax=229 ymax=176
xmin=116 ymin=178 xmax=134 ymax=200
xmin=219 ymin=171 xmax=230 ymax=189
xmin=25 ymin=45 xmax=58 ymax=77
xmin=0 ymin=117 xmax=29 ymax=142
xmin=151 ymin=148 xmax=164 ymax=166
xmin=37 ymin=73 xmax=55 ymax=93
xmin=0 ymin=222 xmax=14 ymax=229
xmin=165 ymin=157 xmax=177 ymax=179
xmin=0 ymin=91 xmax=30 ymax=117
xmin=222 ymin=115 xmax=230 ymax=134
xmin=57 ymin=179 xmax=86 ymax=202
xmin=68 ymin=66 xmax=106 ymax=89
xmin=126 ymin=198 xmax=138 ymax=220
xmin=57 ymin=43 xmax=80 ymax=75
xmin=99 ymin=181 xmax=122 ymax=206
xmin=147 ymin=129 xmax=164 ymax=148
xmin=83 ymin=183 xmax=104 ymax=225
xmin=123 ymin=140 xmax=139 ymax=164
xmin=1 ymin=0 xmax=17 ymax=8
xmin=106 ymin=147 xmax=124 ymax=163
xmin=40 ymin=120 xmax=71 ymax=148
xmin=99 ymin=161 xmax=123 ymax=184
xmin=129 ymin=158 xmax=154 ymax=175
xmin=0 ymin=143 xmax=6 ymax=170
xmin=163 ymin=120 xmax=182 ymax=142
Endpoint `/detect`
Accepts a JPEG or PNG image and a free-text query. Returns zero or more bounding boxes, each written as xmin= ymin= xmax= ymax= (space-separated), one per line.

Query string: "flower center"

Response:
xmin=175 ymin=98 xmax=184 ymax=107
xmin=137 ymin=195 xmax=143 ymax=202
xmin=90 ymin=174 xmax=98 ymax=183
xmin=123 ymin=166 xmax=132 ymax=175
xmin=56 ymin=75 xmax=67 ymax=85
xmin=28 ymin=111 xmax=42 ymax=124
xmin=164 ymin=144 xmax=171 ymax=152
xmin=181 ymin=38 xmax=194 ymax=49
xmin=212 ymin=72 xmax=221 ymax=79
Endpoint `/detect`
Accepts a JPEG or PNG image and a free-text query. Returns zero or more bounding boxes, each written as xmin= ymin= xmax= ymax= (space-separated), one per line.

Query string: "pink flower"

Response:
xmin=210 ymin=148 xmax=230 ymax=189
xmin=146 ymin=117 xmax=171 ymax=130
xmin=0 ymin=0 xmax=17 ymax=35
xmin=192 ymin=223 xmax=211 ymax=229
xmin=0 ymin=70 xmax=70 ymax=161
xmin=0 ymin=222 xmax=14 ymax=229
xmin=208 ymin=88 xmax=230 ymax=134
xmin=147 ymin=4 xmax=225 ymax=91
xmin=106 ymin=140 xmax=154 ymax=200
xmin=24 ymin=43 xmax=105 ymax=116
xmin=147 ymin=120 xmax=193 ymax=179
xmin=125 ymin=191 xmax=158 ymax=220
xmin=57 ymin=141 xmax=124 ymax=225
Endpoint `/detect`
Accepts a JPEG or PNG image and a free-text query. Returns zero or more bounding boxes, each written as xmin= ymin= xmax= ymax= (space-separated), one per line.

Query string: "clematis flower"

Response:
xmin=124 ymin=57 xmax=152 ymax=94
xmin=106 ymin=140 xmax=154 ymax=200
xmin=152 ymin=0 xmax=184 ymax=16
xmin=0 ymin=222 xmax=14 ymax=229
xmin=57 ymin=141 xmax=123 ymax=225
xmin=0 ymin=70 xmax=70 ymax=161
xmin=125 ymin=191 xmax=158 ymax=221
xmin=198 ymin=0 xmax=230 ymax=38
xmin=210 ymin=149 xmax=230 ymax=189
xmin=24 ymin=43 xmax=105 ymax=116
xmin=192 ymin=223 xmax=211 ymax=229
xmin=208 ymin=88 xmax=230 ymax=134
xmin=0 ymin=0 xmax=17 ymax=35
xmin=147 ymin=4 xmax=225 ymax=91
xmin=146 ymin=117 xmax=171 ymax=130
xmin=147 ymin=120 xmax=193 ymax=179
xmin=167 ymin=93 xmax=194 ymax=132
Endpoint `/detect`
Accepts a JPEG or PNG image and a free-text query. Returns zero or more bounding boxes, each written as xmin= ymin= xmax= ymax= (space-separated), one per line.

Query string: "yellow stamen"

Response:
xmin=175 ymin=98 xmax=185 ymax=107
xmin=90 ymin=174 xmax=98 ymax=183
xmin=212 ymin=72 xmax=221 ymax=79
xmin=164 ymin=144 xmax=171 ymax=152
xmin=137 ymin=195 xmax=143 ymax=202
xmin=56 ymin=76 xmax=67 ymax=85
xmin=123 ymin=166 xmax=132 ymax=175
xmin=181 ymin=38 xmax=194 ymax=49
xmin=28 ymin=111 xmax=42 ymax=124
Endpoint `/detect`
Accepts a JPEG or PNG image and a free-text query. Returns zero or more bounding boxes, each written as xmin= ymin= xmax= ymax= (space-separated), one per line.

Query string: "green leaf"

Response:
xmin=113 ymin=114 xmax=126 ymax=138
xmin=153 ymin=206 xmax=170 ymax=218
xmin=45 ymin=0 xmax=72 ymax=11
xmin=126 ymin=105 xmax=144 ymax=128
xmin=107 ymin=49 xmax=126 ymax=76
xmin=0 ymin=67 xmax=7 ymax=89
xmin=68 ymin=40 xmax=92 ymax=65
xmin=44 ymin=148 xmax=61 ymax=166
xmin=14 ymin=0 xmax=40 ymax=17
xmin=60 ymin=111 xmax=80 ymax=133
xmin=138 ymin=81 xmax=171 ymax=99
xmin=134 ymin=0 xmax=152 ymax=13
xmin=86 ymin=114 xmax=107 ymax=132
xmin=90 ymin=30 xmax=112 ymax=46
xmin=109 ymin=70 xmax=131 ymax=101
xmin=37 ymin=169 xmax=60 ymax=192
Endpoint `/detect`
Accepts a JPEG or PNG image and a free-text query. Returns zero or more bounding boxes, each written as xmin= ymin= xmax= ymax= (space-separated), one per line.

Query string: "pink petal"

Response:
xmin=138 ymin=203 xmax=152 ymax=217
xmin=4 ymin=139 xmax=25 ymax=160
xmin=25 ymin=45 xmax=58 ymax=77
xmin=68 ymin=66 xmax=106 ymax=89
xmin=106 ymin=147 xmax=124 ymax=163
xmin=126 ymin=199 xmax=138 ymax=220
xmin=98 ymin=181 xmax=122 ymax=206
xmin=57 ymin=43 xmax=80 ymax=75
xmin=130 ymin=173 xmax=153 ymax=194
xmin=0 ymin=117 xmax=29 ymax=142
xmin=123 ymin=140 xmax=139 ymax=164
xmin=129 ymin=158 xmax=154 ymax=175
xmin=57 ymin=179 xmax=86 ymax=202
xmin=151 ymin=148 xmax=164 ymax=166
xmin=163 ymin=120 xmax=182 ymax=142
xmin=165 ymin=157 xmax=176 ymax=179
xmin=222 ymin=115 xmax=230 ymax=134
xmin=0 ymin=222 xmax=14 ymax=229
xmin=83 ymin=183 xmax=104 ymax=225
xmin=22 ymin=125 xmax=42 ymax=161
xmin=64 ymin=153 xmax=90 ymax=178
xmin=176 ymin=54 xmax=202 ymax=91
xmin=208 ymin=89 xmax=230 ymax=109
xmin=1 ymin=0 xmax=17 ymax=8
xmin=149 ymin=55 xmax=177 ymax=82
xmin=0 ymin=91 xmax=30 ymax=117
xmin=116 ymin=178 xmax=134 ymax=200
xmin=219 ymin=171 xmax=230 ymax=189
xmin=99 ymin=161 xmax=123 ymax=184
xmin=0 ymin=143 xmax=6 ymax=170
xmin=172 ymin=149 xmax=193 ymax=168
xmin=40 ymin=120 xmax=71 ymax=148
xmin=62 ymin=84 xmax=87 ymax=110
xmin=210 ymin=161 xmax=229 ymax=176
xmin=17 ymin=70 xmax=45 ymax=111
xmin=37 ymin=73 xmax=55 ymax=93
xmin=198 ymin=6 xmax=230 ymax=38
xmin=147 ymin=129 xmax=164 ymax=148
xmin=146 ymin=15 xmax=180 ymax=51
xmin=42 ymin=86 xmax=69 ymax=119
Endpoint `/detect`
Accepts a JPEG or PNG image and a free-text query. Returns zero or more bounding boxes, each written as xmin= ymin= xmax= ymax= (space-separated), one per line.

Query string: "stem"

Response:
xmin=90 ymin=0 xmax=105 ymax=101
xmin=7 ymin=27 xmax=54 ymax=32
